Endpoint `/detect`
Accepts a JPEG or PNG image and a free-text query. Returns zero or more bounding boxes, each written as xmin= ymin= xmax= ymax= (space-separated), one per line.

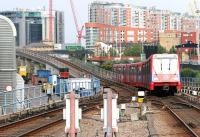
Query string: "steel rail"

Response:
xmin=0 ymin=107 xmax=63 ymax=129
xmin=17 ymin=100 xmax=103 ymax=137
xmin=150 ymin=98 xmax=200 ymax=137
xmin=166 ymin=106 xmax=199 ymax=137
xmin=16 ymin=49 xmax=137 ymax=93
xmin=17 ymin=91 xmax=130 ymax=137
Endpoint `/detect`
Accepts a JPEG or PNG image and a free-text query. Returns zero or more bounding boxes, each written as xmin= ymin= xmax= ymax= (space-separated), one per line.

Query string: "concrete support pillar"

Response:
xmin=69 ymin=92 xmax=76 ymax=137
xmin=101 ymin=88 xmax=119 ymax=137
xmin=63 ymin=91 xmax=81 ymax=137
xmin=107 ymin=90 xmax=112 ymax=137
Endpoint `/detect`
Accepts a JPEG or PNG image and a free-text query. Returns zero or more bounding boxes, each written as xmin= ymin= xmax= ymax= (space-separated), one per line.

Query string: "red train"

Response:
xmin=113 ymin=54 xmax=182 ymax=95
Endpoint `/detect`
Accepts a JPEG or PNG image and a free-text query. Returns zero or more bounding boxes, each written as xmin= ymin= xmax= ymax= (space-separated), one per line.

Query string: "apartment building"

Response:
xmin=86 ymin=1 xmax=200 ymax=50
xmin=85 ymin=23 xmax=154 ymax=49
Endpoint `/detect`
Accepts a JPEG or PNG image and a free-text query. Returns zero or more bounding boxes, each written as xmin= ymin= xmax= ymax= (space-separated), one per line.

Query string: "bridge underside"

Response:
xmin=16 ymin=53 xmax=79 ymax=78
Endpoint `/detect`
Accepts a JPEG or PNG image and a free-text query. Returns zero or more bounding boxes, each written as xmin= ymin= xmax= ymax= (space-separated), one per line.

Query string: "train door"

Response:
xmin=133 ymin=67 xmax=136 ymax=82
xmin=130 ymin=66 xmax=134 ymax=82
xmin=138 ymin=66 xmax=142 ymax=83
xmin=142 ymin=65 xmax=144 ymax=83
xmin=127 ymin=66 xmax=130 ymax=82
xmin=119 ymin=67 xmax=122 ymax=82
xmin=136 ymin=66 xmax=138 ymax=83
xmin=123 ymin=66 xmax=127 ymax=82
xmin=147 ymin=61 xmax=150 ymax=83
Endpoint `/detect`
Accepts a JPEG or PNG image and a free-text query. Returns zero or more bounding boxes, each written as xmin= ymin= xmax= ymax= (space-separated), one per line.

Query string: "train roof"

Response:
xmin=152 ymin=54 xmax=178 ymax=59
xmin=113 ymin=54 xmax=178 ymax=67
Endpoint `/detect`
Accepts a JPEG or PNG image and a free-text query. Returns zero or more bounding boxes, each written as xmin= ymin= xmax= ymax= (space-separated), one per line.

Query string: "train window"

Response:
xmin=161 ymin=63 xmax=162 ymax=71
xmin=132 ymin=67 xmax=134 ymax=74
xmin=132 ymin=67 xmax=134 ymax=75
xmin=169 ymin=60 xmax=171 ymax=70
xmin=128 ymin=66 xmax=130 ymax=81
xmin=171 ymin=59 xmax=178 ymax=74
xmin=118 ymin=67 xmax=121 ymax=73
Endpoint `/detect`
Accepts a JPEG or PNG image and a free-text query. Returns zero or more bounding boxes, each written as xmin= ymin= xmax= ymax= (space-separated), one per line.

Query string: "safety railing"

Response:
xmin=17 ymin=48 xmax=119 ymax=82
xmin=0 ymin=79 xmax=101 ymax=116
xmin=16 ymin=49 xmax=66 ymax=68
xmin=181 ymin=60 xmax=200 ymax=65
xmin=181 ymin=77 xmax=200 ymax=88
xmin=0 ymin=86 xmax=47 ymax=115
xmin=67 ymin=57 xmax=117 ymax=81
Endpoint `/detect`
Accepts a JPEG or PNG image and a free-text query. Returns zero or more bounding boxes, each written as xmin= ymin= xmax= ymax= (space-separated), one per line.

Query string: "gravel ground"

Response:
xmin=31 ymin=103 xmax=149 ymax=137
xmin=147 ymin=102 xmax=191 ymax=137
xmin=20 ymin=101 xmax=193 ymax=137
xmin=77 ymin=103 xmax=149 ymax=137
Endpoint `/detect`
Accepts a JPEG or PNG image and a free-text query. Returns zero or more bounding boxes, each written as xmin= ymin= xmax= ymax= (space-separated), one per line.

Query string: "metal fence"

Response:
xmin=181 ymin=77 xmax=200 ymax=88
xmin=182 ymin=60 xmax=200 ymax=65
xmin=67 ymin=57 xmax=118 ymax=81
xmin=0 ymin=86 xmax=47 ymax=115
xmin=0 ymin=79 xmax=101 ymax=115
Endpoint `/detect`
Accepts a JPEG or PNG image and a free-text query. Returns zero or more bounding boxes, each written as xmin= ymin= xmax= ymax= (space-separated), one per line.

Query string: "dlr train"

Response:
xmin=113 ymin=54 xmax=182 ymax=95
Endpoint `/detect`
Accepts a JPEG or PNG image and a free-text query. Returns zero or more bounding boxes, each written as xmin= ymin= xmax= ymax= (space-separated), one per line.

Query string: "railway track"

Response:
xmin=0 ymin=94 xmax=101 ymax=137
xmin=0 ymin=87 xmax=132 ymax=137
xmin=150 ymin=96 xmax=200 ymax=137
xmin=12 ymin=49 xmax=137 ymax=136
xmin=16 ymin=49 xmax=137 ymax=94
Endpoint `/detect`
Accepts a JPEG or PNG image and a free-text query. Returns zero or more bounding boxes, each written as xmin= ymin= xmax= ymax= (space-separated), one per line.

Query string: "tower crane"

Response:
xmin=49 ymin=0 xmax=53 ymax=42
xmin=69 ymin=0 xmax=84 ymax=44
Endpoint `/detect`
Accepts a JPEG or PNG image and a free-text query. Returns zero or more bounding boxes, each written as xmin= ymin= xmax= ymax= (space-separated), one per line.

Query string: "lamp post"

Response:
xmin=196 ymin=10 xmax=200 ymax=64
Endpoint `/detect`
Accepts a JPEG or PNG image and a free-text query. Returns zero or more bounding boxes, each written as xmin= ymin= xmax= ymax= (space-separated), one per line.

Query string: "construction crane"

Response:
xmin=49 ymin=0 xmax=53 ymax=42
xmin=69 ymin=0 xmax=84 ymax=44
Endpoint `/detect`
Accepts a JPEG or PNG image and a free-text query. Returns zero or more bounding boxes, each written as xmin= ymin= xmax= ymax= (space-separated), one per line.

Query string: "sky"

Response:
xmin=0 ymin=0 xmax=199 ymax=43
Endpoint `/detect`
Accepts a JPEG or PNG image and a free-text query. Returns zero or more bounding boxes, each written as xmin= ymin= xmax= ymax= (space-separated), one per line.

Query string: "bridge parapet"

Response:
xmin=17 ymin=48 xmax=137 ymax=91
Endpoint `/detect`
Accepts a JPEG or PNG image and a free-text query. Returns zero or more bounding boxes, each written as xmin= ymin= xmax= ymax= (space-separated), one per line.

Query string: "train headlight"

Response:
xmin=173 ymin=74 xmax=179 ymax=81
xmin=154 ymin=76 xmax=158 ymax=81
xmin=173 ymin=77 xmax=178 ymax=80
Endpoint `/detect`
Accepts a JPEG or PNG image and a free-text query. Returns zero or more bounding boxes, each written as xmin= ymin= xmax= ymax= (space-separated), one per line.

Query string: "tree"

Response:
xmin=169 ymin=46 xmax=176 ymax=54
xmin=181 ymin=68 xmax=197 ymax=77
xmin=109 ymin=48 xmax=118 ymax=57
xmin=100 ymin=50 xmax=108 ymax=57
xmin=123 ymin=44 xmax=141 ymax=56
xmin=100 ymin=61 xmax=113 ymax=70
xmin=157 ymin=44 xmax=167 ymax=54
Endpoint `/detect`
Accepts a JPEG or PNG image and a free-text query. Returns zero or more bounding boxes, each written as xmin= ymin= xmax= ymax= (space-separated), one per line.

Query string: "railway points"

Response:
xmin=148 ymin=96 xmax=200 ymax=137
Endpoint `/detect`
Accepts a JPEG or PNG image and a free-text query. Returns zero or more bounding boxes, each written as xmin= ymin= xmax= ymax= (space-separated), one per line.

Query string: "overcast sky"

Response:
xmin=1 ymin=0 xmax=199 ymax=43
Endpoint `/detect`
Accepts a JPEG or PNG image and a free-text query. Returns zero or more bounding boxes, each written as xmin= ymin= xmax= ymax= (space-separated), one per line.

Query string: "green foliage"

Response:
xmin=114 ymin=60 xmax=132 ymax=64
xmin=100 ymin=61 xmax=113 ymax=70
xmin=100 ymin=51 xmax=108 ymax=57
xmin=157 ymin=44 xmax=167 ymax=54
xmin=169 ymin=46 xmax=176 ymax=54
xmin=123 ymin=44 xmax=141 ymax=56
xmin=109 ymin=48 xmax=118 ymax=57
xmin=181 ymin=68 xmax=199 ymax=77
xmin=196 ymin=73 xmax=200 ymax=79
